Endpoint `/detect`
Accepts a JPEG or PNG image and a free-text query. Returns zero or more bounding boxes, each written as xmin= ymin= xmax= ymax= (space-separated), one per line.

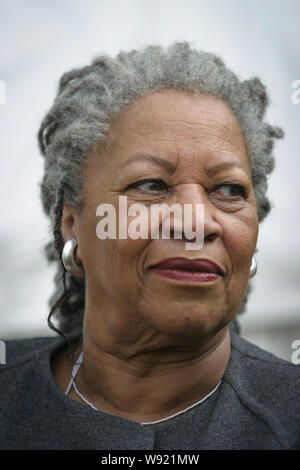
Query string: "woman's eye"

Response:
xmin=126 ymin=179 xmax=169 ymax=193
xmin=208 ymin=184 xmax=245 ymax=199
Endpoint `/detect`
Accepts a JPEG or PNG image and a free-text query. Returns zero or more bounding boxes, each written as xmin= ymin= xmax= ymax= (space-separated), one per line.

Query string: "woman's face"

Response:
xmin=64 ymin=89 xmax=258 ymax=350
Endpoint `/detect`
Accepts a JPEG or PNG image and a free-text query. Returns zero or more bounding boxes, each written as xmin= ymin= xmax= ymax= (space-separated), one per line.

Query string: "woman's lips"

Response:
xmin=148 ymin=257 xmax=224 ymax=283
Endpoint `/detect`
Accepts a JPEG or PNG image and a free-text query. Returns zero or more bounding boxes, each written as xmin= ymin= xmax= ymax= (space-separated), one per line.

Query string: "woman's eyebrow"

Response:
xmin=119 ymin=154 xmax=177 ymax=174
xmin=205 ymin=161 xmax=247 ymax=177
xmin=119 ymin=154 xmax=247 ymax=177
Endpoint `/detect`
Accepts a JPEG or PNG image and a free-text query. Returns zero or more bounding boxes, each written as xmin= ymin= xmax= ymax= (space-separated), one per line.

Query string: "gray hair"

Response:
xmin=37 ymin=41 xmax=284 ymax=341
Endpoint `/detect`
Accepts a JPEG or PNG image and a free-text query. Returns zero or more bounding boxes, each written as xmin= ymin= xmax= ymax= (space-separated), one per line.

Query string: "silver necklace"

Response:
xmin=65 ymin=352 xmax=222 ymax=426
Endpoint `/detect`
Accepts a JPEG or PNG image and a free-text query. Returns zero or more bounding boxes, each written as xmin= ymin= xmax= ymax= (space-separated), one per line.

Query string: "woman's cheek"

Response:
xmin=221 ymin=210 xmax=258 ymax=267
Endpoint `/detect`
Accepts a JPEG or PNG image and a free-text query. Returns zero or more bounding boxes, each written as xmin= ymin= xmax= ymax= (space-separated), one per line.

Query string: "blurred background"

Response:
xmin=0 ymin=0 xmax=299 ymax=361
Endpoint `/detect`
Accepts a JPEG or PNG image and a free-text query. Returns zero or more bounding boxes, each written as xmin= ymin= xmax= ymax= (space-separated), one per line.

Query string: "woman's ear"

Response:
xmin=61 ymin=203 xmax=84 ymax=270
xmin=61 ymin=203 xmax=78 ymax=243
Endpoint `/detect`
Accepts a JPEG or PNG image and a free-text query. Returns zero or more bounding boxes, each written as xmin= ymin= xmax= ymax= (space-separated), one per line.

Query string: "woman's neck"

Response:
xmin=62 ymin=326 xmax=231 ymax=424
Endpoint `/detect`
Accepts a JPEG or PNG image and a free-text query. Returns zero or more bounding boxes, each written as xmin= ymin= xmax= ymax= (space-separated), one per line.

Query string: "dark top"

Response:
xmin=0 ymin=331 xmax=299 ymax=450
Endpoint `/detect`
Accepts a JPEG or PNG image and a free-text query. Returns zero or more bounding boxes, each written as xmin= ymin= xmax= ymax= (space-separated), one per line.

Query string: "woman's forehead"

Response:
xmin=111 ymin=89 xmax=242 ymax=134
xmin=103 ymin=89 xmax=248 ymax=170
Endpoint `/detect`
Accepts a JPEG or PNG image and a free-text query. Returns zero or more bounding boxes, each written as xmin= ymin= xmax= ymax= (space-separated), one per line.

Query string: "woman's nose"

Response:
xmin=170 ymin=183 xmax=222 ymax=244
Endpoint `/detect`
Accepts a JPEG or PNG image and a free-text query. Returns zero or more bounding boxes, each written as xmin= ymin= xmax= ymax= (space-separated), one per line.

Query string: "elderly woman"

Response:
xmin=1 ymin=41 xmax=299 ymax=451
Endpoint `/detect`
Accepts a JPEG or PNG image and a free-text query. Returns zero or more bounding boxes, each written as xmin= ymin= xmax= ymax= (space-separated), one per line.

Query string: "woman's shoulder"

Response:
xmin=0 ymin=335 xmax=66 ymax=416
xmin=224 ymin=331 xmax=300 ymax=449
xmin=0 ymin=335 xmax=64 ymax=375
xmin=227 ymin=331 xmax=300 ymax=389
xmin=230 ymin=331 xmax=299 ymax=371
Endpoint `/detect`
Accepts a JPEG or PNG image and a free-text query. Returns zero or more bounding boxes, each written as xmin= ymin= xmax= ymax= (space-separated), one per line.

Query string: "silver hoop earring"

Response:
xmin=250 ymin=256 xmax=257 ymax=278
xmin=62 ymin=238 xmax=84 ymax=277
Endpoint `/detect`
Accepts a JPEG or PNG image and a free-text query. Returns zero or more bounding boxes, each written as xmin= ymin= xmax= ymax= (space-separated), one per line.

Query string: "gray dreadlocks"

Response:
xmin=37 ymin=41 xmax=284 ymax=343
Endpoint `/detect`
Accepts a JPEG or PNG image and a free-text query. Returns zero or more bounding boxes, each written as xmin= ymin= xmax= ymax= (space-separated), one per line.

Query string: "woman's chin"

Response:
xmin=142 ymin=305 xmax=228 ymax=342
